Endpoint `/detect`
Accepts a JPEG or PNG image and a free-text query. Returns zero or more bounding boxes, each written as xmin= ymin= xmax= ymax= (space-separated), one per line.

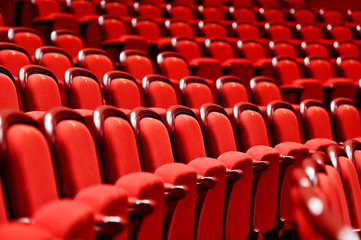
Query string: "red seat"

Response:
xmin=157 ymin=51 xmax=191 ymax=84
xmin=100 ymin=0 xmax=130 ymax=19
xmin=319 ymin=8 xmax=345 ymax=25
xmin=7 ymin=27 xmax=44 ymax=62
xmin=198 ymin=5 xmax=225 ymax=21
xmin=333 ymin=41 xmax=361 ymax=58
xmin=0 ymin=65 xmax=21 ymax=110
xmin=50 ymin=29 xmax=84 ymax=64
xmin=347 ymin=8 xmax=361 ymax=25
xmin=165 ymin=4 xmax=195 ymax=21
xmin=216 ymin=75 xmax=250 ymax=108
xmin=78 ymin=48 xmax=115 ymax=88
xmin=133 ymin=2 xmax=163 ymax=19
xmin=67 ymin=0 xmax=97 ymax=20
xmin=265 ymin=23 xmax=293 ymax=41
xmin=259 ymin=8 xmax=286 ymax=23
xmin=289 ymin=8 xmax=317 ymax=24
xmin=132 ymin=18 xmax=163 ymax=43
xmin=327 ymin=24 xmax=353 ymax=42
xmin=64 ymin=67 xmax=103 ymax=110
xmin=165 ymin=20 xmax=195 ymax=38
xmin=337 ymin=57 xmax=361 ymax=83
xmin=228 ymin=7 xmax=256 ymax=22
xmin=301 ymin=41 xmax=331 ymax=58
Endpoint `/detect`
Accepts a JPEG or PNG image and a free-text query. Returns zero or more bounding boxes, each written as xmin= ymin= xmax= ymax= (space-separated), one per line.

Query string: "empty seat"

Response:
xmin=133 ymin=2 xmax=163 ymax=19
xmin=165 ymin=20 xmax=195 ymax=38
xmin=296 ymin=23 xmax=324 ymax=42
xmin=157 ymin=51 xmax=191 ymax=84
xmin=0 ymin=43 xmax=32 ymax=81
xmin=337 ymin=57 xmax=361 ymax=83
xmin=18 ymin=65 xmax=62 ymax=112
xmin=319 ymin=8 xmax=345 ymax=25
xmin=347 ymin=8 xmax=361 ymax=25
xmin=50 ymin=29 xmax=84 ymax=64
xmin=301 ymin=41 xmax=331 ymax=58
xmin=198 ymin=5 xmax=225 ymax=21
xmin=67 ymin=0 xmax=97 ymax=20
xmin=333 ymin=41 xmax=361 ymax=58
xmin=7 ymin=27 xmax=44 ymax=62
xmin=0 ymin=65 xmax=21 ymax=110
xmin=330 ymin=98 xmax=361 ymax=143
xmin=259 ymin=8 xmax=286 ymax=23
xmin=228 ymin=7 xmax=256 ymax=22
xmin=327 ymin=24 xmax=353 ymax=42
xmin=165 ymin=4 xmax=195 ymax=20
xmin=119 ymin=50 xmax=155 ymax=84
xmin=102 ymin=70 xmax=143 ymax=112
xmin=233 ymin=22 xmax=262 ymax=40
xmin=289 ymin=8 xmax=317 ymax=24
xmin=64 ymin=67 xmax=103 ymax=110
xmin=78 ymin=48 xmax=115 ymax=87
xmin=98 ymin=15 xmax=129 ymax=41
xmin=265 ymin=23 xmax=293 ymax=41
xmin=100 ymin=0 xmax=130 ymax=19
xmin=132 ymin=18 xmax=162 ymax=43
xmin=198 ymin=21 xmax=228 ymax=39
xmin=269 ymin=40 xmax=300 ymax=59
xmin=216 ymin=75 xmax=250 ymax=108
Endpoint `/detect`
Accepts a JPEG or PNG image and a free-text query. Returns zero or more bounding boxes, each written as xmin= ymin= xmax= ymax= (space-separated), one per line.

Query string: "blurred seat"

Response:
xmin=50 ymin=29 xmax=84 ymax=64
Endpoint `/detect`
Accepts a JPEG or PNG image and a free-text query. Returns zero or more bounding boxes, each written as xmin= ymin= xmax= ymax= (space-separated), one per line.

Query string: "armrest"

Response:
xmin=196 ymin=175 xmax=217 ymax=189
xmin=128 ymin=197 xmax=154 ymax=217
xmin=252 ymin=160 xmax=270 ymax=172
xmin=94 ymin=214 xmax=125 ymax=237
xmin=226 ymin=169 xmax=243 ymax=181
xmin=280 ymin=84 xmax=303 ymax=103
xmin=163 ymin=183 xmax=188 ymax=200
xmin=279 ymin=155 xmax=295 ymax=166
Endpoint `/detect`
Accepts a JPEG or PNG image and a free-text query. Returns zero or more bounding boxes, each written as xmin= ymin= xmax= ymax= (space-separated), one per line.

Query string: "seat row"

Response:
xmin=3 ymin=90 xmax=361 ymax=239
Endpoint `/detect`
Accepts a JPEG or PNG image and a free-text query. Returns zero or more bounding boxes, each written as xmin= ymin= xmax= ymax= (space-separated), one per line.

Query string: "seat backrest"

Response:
xmin=50 ymin=30 xmax=84 ymax=64
xmin=132 ymin=18 xmax=161 ymax=42
xmin=119 ymin=50 xmax=155 ymax=83
xmin=337 ymin=57 xmax=361 ymax=83
xmin=131 ymin=108 xmax=175 ymax=172
xmin=35 ymin=46 xmax=73 ymax=88
xmin=0 ymin=65 xmax=20 ymax=110
xmin=166 ymin=4 xmax=194 ymax=20
xmin=229 ymin=7 xmax=255 ymax=22
xmin=297 ymin=24 xmax=323 ymax=42
xmin=67 ymin=0 xmax=96 ymax=19
xmin=300 ymin=99 xmax=333 ymax=141
xmin=238 ymin=40 xmax=269 ymax=62
xmin=265 ymin=23 xmax=292 ymax=40
xmin=0 ymin=43 xmax=31 ymax=80
xmin=347 ymin=9 xmax=361 ymax=25
xmin=328 ymin=24 xmax=353 ymax=42
xmin=233 ymin=22 xmax=260 ymax=39
xmin=302 ymin=41 xmax=330 ymax=58
xmin=157 ymin=51 xmax=191 ymax=83
xmin=269 ymin=40 xmax=298 ymax=59
xmin=216 ymin=75 xmax=249 ymax=108
xmin=330 ymin=98 xmax=361 ymax=142
xmin=19 ymin=65 xmax=62 ymax=111
xmin=0 ymin=111 xmax=59 ymax=218
xmin=93 ymin=105 xmax=142 ymax=183
xmin=319 ymin=8 xmax=345 ymax=25
xmin=233 ymin=102 xmax=271 ymax=151
xmin=100 ymin=0 xmax=129 ymax=18
xmin=65 ymin=67 xmax=103 ymax=110
xmin=78 ymin=48 xmax=114 ymax=88
xmin=171 ymin=37 xmax=202 ymax=62
xmin=98 ymin=16 xmax=128 ymax=40
xmin=32 ymin=0 xmax=62 ymax=17
xmin=305 ymin=57 xmax=335 ymax=82
xmin=179 ymin=76 xmax=215 ymax=108
xmin=199 ymin=104 xmax=238 ymax=158
xmin=273 ymin=57 xmax=303 ymax=85
xmin=166 ymin=106 xmax=207 ymax=164
xmin=133 ymin=2 xmax=162 ymax=19
xmin=199 ymin=21 xmax=227 ymax=39
xmin=259 ymin=8 xmax=285 ymax=23
xmin=142 ymin=74 xmax=180 ymax=109
xmin=267 ymin=101 xmax=304 ymax=145
xmin=103 ymin=70 xmax=143 ymax=109
xmin=44 ymin=107 xmax=102 ymax=198
xmin=8 ymin=27 xmax=44 ymax=61
xmin=198 ymin=5 xmax=224 ymax=21
xmin=334 ymin=41 xmax=361 ymax=59
xmin=166 ymin=20 xmax=194 ymax=38
xmin=250 ymin=76 xmax=282 ymax=105
xmin=205 ymin=39 xmax=237 ymax=63
xmin=290 ymin=8 xmax=317 ymax=24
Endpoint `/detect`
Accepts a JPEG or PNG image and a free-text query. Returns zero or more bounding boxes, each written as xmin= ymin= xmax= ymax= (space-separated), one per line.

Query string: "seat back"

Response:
xmin=166 ymin=4 xmax=194 ymax=21
xmin=334 ymin=41 xmax=361 ymax=59
xmin=92 ymin=106 xmax=142 ymax=183
xmin=103 ymin=70 xmax=143 ymax=109
xmin=19 ymin=65 xmax=62 ymax=111
xmin=269 ymin=40 xmax=298 ymax=59
xmin=78 ymin=48 xmax=114 ymax=87
xmin=300 ymin=100 xmax=333 ymax=141
xmin=131 ymin=108 xmax=175 ymax=172
xmin=238 ymin=40 xmax=269 ymax=62
xmin=0 ymin=43 xmax=31 ymax=80
xmin=0 ymin=111 xmax=59 ymax=218
xmin=319 ymin=8 xmax=345 ymax=25
xmin=180 ymin=76 xmax=215 ymax=108
xmin=305 ymin=57 xmax=335 ymax=82
xmin=198 ymin=21 xmax=227 ymax=39
xmin=171 ymin=37 xmax=202 ymax=62
xmin=233 ymin=22 xmax=260 ymax=39
xmin=330 ymin=98 xmax=361 ymax=142
xmin=0 ymin=65 xmax=20 ymax=110
xmin=132 ymin=18 xmax=161 ymax=42
xmin=297 ymin=24 xmax=323 ymax=42
xmin=302 ymin=41 xmax=330 ymax=58
xmin=328 ymin=24 xmax=353 ymax=42
xmin=290 ymin=8 xmax=317 ymax=24
xmin=233 ymin=102 xmax=271 ymax=151
xmin=205 ymin=39 xmax=237 ymax=63
xmin=165 ymin=20 xmax=194 ymax=38
xmin=250 ymin=76 xmax=282 ymax=105
xmin=65 ymin=67 xmax=103 ymax=110
xmin=67 ymin=0 xmax=96 ymax=19
xmin=259 ymin=8 xmax=285 ymax=23
xmin=50 ymin=30 xmax=84 ymax=64
xmin=157 ymin=51 xmax=191 ymax=83
xmin=337 ymin=57 xmax=361 ymax=83
xmin=8 ymin=27 xmax=44 ymax=61
xmin=142 ymin=74 xmax=180 ymax=109
xmin=133 ymin=2 xmax=163 ymax=19
xmin=98 ymin=16 xmax=128 ymax=40
xmin=119 ymin=50 xmax=155 ymax=83
xmin=198 ymin=5 xmax=224 ymax=21
xmin=44 ymin=107 xmax=102 ymax=198
xmin=229 ymin=7 xmax=256 ymax=22
xmin=265 ymin=23 xmax=292 ymax=41
xmin=100 ymin=0 xmax=129 ymax=18
xmin=267 ymin=101 xmax=304 ymax=145
xmin=216 ymin=75 xmax=249 ymax=108
xmin=199 ymin=104 xmax=238 ymax=157
xmin=273 ymin=57 xmax=303 ymax=85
